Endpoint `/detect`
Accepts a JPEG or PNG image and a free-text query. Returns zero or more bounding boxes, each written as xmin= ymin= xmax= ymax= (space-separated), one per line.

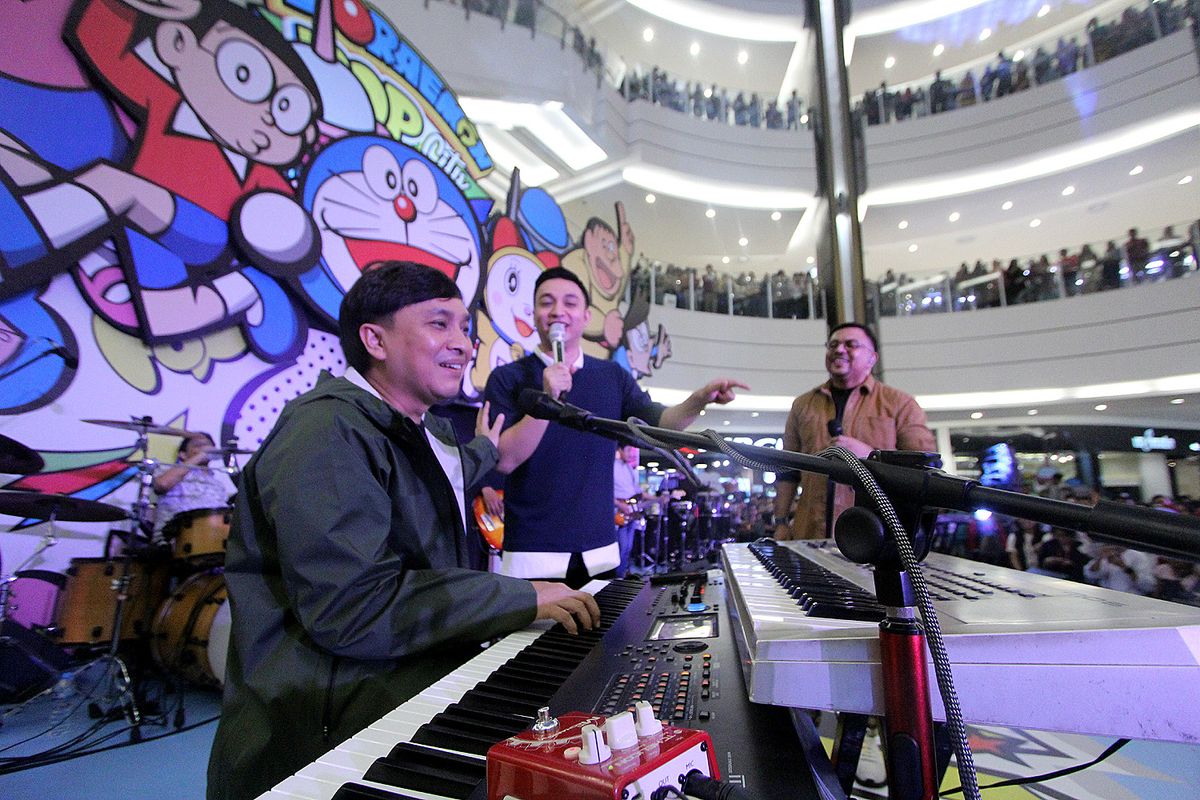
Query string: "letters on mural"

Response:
xmin=0 ymin=0 xmax=671 ymax=530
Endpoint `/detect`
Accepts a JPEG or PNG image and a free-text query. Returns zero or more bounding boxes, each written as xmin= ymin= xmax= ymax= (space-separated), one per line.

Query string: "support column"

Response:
xmin=808 ymin=0 xmax=870 ymax=336
xmin=935 ymin=427 xmax=957 ymax=475
xmin=1138 ymin=452 xmax=1173 ymax=502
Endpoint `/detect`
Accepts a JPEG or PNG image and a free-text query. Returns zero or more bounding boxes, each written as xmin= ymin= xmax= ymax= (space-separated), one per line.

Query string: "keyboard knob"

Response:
xmin=578 ymin=724 xmax=611 ymax=765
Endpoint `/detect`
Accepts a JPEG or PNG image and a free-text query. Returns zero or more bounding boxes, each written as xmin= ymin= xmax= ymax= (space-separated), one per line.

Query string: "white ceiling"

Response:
xmin=526 ymin=0 xmax=1200 ymax=281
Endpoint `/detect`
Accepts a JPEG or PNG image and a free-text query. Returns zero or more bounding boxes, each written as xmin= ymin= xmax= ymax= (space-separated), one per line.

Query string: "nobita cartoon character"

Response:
xmin=1 ymin=0 xmax=321 ymax=359
xmin=561 ymin=200 xmax=634 ymax=357
xmin=612 ymin=285 xmax=670 ymax=379
xmin=295 ymin=136 xmax=485 ymax=330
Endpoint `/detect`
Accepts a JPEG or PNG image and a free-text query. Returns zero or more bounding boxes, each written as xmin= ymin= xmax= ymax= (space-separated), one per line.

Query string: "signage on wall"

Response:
xmin=1132 ymin=429 xmax=1177 ymax=452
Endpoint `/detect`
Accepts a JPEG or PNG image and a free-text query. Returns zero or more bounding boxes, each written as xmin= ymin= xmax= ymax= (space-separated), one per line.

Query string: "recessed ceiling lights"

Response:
xmin=979 ymin=28 xmax=992 ymax=41
xmin=645 ymin=193 xmax=656 ymax=204
xmin=1180 ymin=175 xmax=1194 ymax=185
xmin=884 ymin=56 xmax=896 ymax=69
xmin=799 ymin=113 xmax=809 ymax=124
xmin=738 ymin=236 xmax=749 ymax=247
xmin=721 ymin=256 xmax=730 ymax=264
xmin=948 ymin=211 xmax=960 ymax=222
xmin=1061 ymin=185 xmax=1075 ymax=196
xmin=643 ymin=27 xmax=654 ymax=43
xmin=1171 ymin=398 xmax=1185 ymax=404
xmin=806 ymin=256 xmax=815 ymax=264
xmin=1028 ymin=409 xmax=1039 ymax=415
xmin=907 ymin=243 xmax=918 ymax=253
xmin=698 ymin=411 xmax=705 ymax=417
xmin=1013 ymin=49 xmax=1025 ymax=62
xmin=705 ymin=208 xmax=716 ymax=219
xmin=1129 ymin=165 xmax=1144 ymax=175
xmin=722 ymin=419 xmax=731 ymax=425
xmin=1094 ymin=404 xmax=1108 ymax=411
xmin=689 ymin=42 xmax=700 ymax=56
xmin=751 ymin=411 xmax=760 ymax=418
xmin=898 ymin=220 xmax=909 ymax=229
xmin=970 ymin=411 xmax=984 ymax=419
xmin=770 ymin=211 xmax=782 ymax=221
xmin=933 ymin=43 xmax=945 ymax=57
xmin=1001 ymin=200 xmax=1013 ymax=210
xmin=1029 ymin=218 xmax=1042 ymax=228
xmin=737 ymin=50 xmax=749 ymax=65
xmin=1037 ymin=4 xmax=1050 ymax=18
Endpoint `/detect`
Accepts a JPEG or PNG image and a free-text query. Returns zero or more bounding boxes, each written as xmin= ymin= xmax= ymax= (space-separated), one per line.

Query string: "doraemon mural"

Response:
xmin=0 ymin=0 xmax=672 ymax=566
xmin=296 ymin=136 xmax=483 ymax=327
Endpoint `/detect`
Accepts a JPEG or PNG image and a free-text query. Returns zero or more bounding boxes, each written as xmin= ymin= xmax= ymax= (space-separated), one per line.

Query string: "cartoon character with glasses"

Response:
xmin=0 ymin=0 xmax=323 ymax=358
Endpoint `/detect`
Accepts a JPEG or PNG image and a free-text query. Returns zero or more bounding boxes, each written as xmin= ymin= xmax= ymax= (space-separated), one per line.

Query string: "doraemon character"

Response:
xmin=296 ymin=136 xmax=483 ymax=326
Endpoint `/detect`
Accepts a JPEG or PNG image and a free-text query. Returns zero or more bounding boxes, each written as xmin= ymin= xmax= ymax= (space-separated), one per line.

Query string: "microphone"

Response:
xmin=827 ymin=419 xmax=843 ymax=438
xmin=517 ymin=388 xmax=593 ymax=426
xmin=548 ymin=322 xmax=566 ymax=364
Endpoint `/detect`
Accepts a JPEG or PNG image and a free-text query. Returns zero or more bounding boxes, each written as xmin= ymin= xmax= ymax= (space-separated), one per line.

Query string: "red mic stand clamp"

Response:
xmin=830 ymin=452 xmax=943 ymax=800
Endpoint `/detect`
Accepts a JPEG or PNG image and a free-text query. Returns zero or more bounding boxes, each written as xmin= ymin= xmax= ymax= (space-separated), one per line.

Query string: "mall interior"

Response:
xmin=0 ymin=1 xmax=1199 ymax=799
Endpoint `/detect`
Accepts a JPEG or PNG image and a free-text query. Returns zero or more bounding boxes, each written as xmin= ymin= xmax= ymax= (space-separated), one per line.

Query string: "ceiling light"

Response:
xmin=690 ymin=42 xmax=700 ymax=56
xmin=462 ymin=98 xmax=606 ymax=171
xmin=933 ymin=43 xmax=945 ymax=57
xmin=1014 ymin=49 xmax=1025 ymax=62
xmin=1094 ymin=404 xmax=1108 ymax=411
xmin=884 ymin=56 xmax=896 ymax=69
xmin=1061 ymin=185 xmax=1075 ymax=196
xmin=645 ymin=193 xmax=656 ymax=204
xmin=705 ymin=208 xmax=716 ymax=219
xmin=721 ymin=256 xmax=730 ymax=264
xmin=737 ymin=50 xmax=749 ymax=65
xmin=799 ymin=113 xmax=809 ymax=124
xmin=1001 ymin=200 xmax=1013 ymax=210
xmin=979 ymin=28 xmax=992 ymax=41
xmin=1129 ymin=165 xmax=1144 ymax=176
xmin=806 ymin=256 xmax=815 ymax=264
xmin=1180 ymin=175 xmax=1194 ymax=185
xmin=1037 ymin=4 xmax=1050 ymax=18
xmin=1027 ymin=409 xmax=1039 ymax=415
xmin=898 ymin=220 xmax=909 ymax=229
xmin=643 ymin=27 xmax=654 ymax=43
xmin=1029 ymin=218 xmax=1042 ymax=228
xmin=1171 ymin=398 xmax=1185 ymax=404
xmin=722 ymin=419 xmax=731 ymax=425
xmin=738 ymin=236 xmax=749 ymax=247
xmin=907 ymin=243 xmax=918 ymax=253
xmin=970 ymin=411 xmax=984 ymax=419
xmin=948 ymin=211 xmax=960 ymax=222
xmin=771 ymin=210 xmax=782 ymax=221
xmin=751 ymin=411 xmax=760 ymax=417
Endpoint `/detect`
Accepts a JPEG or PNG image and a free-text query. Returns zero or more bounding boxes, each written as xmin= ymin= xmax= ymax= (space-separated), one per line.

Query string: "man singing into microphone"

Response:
xmin=485 ymin=267 xmax=747 ymax=588
xmin=772 ymin=322 xmax=935 ymax=539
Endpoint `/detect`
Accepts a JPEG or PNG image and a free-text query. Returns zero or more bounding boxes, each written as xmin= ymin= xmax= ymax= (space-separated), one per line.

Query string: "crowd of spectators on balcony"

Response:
xmin=619 ymin=68 xmax=806 ymax=131
xmin=862 ymin=0 xmax=1199 ymax=126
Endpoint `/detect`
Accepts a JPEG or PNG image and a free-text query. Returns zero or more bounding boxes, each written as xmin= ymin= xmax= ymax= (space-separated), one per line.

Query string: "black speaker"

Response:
xmin=0 ymin=620 xmax=69 ymax=703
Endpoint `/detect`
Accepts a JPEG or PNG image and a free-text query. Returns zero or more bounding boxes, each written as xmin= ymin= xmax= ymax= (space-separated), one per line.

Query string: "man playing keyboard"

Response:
xmin=207 ymin=262 xmax=600 ymax=800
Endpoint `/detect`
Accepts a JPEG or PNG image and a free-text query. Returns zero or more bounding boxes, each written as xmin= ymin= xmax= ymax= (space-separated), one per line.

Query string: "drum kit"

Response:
xmin=631 ymin=490 xmax=733 ymax=575
xmin=0 ymin=418 xmax=252 ymax=709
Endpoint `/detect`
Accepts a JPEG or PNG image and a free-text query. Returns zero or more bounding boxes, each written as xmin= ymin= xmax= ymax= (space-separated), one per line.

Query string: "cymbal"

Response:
xmin=0 ymin=433 xmax=44 ymax=474
xmin=0 ymin=490 xmax=129 ymax=522
xmin=83 ymin=418 xmax=200 ymax=438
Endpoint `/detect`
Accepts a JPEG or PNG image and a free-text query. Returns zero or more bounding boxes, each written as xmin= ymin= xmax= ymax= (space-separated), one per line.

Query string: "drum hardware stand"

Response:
xmin=0 ymin=518 xmax=64 ymax=713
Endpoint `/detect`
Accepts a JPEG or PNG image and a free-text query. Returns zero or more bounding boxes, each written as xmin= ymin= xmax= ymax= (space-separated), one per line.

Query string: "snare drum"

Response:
xmin=151 ymin=571 xmax=230 ymax=686
xmin=163 ymin=506 xmax=231 ymax=565
xmin=55 ymin=558 xmax=170 ymax=646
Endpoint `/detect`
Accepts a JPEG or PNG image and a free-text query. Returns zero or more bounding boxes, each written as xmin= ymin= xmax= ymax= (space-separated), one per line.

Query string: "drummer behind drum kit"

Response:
xmin=0 ymin=419 xmax=250 ymax=712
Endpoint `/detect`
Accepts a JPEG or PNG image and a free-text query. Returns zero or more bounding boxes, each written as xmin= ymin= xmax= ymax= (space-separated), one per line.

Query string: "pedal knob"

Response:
xmin=604 ymin=710 xmax=637 ymax=750
xmin=578 ymin=723 xmax=611 ymax=764
xmin=633 ymin=700 xmax=663 ymax=738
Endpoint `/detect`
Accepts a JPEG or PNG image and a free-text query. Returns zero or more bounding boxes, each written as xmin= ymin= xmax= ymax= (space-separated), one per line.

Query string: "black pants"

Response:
xmin=564 ymin=552 xmax=616 ymax=590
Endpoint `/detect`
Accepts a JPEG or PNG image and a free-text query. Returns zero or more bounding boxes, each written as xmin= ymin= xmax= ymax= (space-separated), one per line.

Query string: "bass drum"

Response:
xmin=151 ymin=571 xmax=231 ymax=687
xmin=55 ymin=558 xmax=169 ymax=646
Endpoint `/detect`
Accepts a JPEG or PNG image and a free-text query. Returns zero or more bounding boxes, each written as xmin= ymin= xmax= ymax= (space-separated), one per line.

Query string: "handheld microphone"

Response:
xmin=548 ymin=322 xmax=566 ymax=364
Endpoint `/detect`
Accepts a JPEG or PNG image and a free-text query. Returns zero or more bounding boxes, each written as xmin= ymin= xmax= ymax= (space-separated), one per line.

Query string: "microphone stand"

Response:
xmin=517 ymin=390 xmax=1200 ymax=799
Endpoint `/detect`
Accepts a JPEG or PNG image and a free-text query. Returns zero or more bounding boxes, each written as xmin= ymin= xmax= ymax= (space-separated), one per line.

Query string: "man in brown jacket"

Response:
xmin=772 ymin=323 xmax=935 ymax=539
